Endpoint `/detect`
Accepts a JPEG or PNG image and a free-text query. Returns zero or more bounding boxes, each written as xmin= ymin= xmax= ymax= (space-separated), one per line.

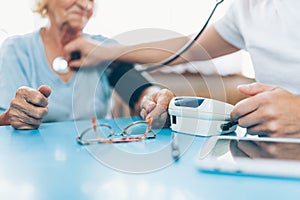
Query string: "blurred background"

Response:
xmin=0 ymin=0 xmax=255 ymax=115
xmin=0 ymin=0 xmax=254 ymax=77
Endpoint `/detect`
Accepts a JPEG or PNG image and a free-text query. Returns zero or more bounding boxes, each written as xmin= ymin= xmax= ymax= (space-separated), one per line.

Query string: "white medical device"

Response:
xmin=168 ymin=96 xmax=237 ymax=136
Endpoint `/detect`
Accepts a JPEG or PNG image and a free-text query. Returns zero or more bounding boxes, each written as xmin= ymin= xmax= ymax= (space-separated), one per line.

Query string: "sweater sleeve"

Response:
xmin=0 ymin=37 xmax=31 ymax=113
xmin=213 ymin=0 xmax=246 ymax=50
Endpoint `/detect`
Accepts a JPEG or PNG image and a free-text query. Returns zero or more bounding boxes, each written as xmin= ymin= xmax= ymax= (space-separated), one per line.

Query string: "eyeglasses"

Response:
xmin=76 ymin=117 xmax=156 ymax=145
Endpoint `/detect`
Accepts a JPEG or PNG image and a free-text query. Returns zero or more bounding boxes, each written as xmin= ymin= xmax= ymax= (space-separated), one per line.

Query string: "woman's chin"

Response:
xmin=64 ymin=23 xmax=84 ymax=34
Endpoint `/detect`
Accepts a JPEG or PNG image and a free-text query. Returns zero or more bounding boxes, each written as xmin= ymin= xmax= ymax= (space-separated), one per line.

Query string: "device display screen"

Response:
xmin=174 ymin=98 xmax=204 ymax=108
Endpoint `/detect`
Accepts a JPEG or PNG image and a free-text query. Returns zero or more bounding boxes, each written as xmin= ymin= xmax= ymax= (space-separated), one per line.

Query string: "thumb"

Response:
xmin=155 ymin=89 xmax=175 ymax=109
xmin=237 ymin=83 xmax=277 ymax=96
xmin=64 ymin=37 xmax=80 ymax=53
xmin=38 ymin=85 xmax=52 ymax=97
xmin=64 ymin=38 xmax=81 ymax=61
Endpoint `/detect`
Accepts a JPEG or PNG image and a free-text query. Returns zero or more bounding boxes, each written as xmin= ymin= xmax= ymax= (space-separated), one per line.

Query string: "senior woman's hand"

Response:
xmin=139 ymin=88 xmax=175 ymax=129
xmin=1 ymin=85 xmax=51 ymax=130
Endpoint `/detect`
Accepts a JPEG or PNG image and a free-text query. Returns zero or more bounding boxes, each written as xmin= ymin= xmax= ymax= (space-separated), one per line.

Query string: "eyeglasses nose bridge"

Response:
xmin=98 ymin=123 xmax=115 ymax=137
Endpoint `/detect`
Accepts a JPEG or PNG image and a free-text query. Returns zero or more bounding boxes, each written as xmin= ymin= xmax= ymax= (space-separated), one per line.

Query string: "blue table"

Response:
xmin=0 ymin=117 xmax=299 ymax=200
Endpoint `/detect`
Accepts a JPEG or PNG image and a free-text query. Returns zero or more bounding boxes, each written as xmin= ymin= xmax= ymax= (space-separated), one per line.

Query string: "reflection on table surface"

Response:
xmin=0 ymin=118 xmax=300 ymax=200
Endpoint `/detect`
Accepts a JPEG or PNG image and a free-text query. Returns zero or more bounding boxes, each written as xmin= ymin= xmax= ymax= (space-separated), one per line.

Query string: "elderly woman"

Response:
xmin=0 ymin=0 xmax=164 ymax=129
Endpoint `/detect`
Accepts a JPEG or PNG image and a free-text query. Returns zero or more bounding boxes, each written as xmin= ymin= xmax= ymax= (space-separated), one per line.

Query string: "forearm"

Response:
xmin=114 ymin=36 xmax=193 ymax=65
xmin=66 ymin=26 xmax=239 ymax=67
xmin=114 ymin=26 xmax=240 ymax=65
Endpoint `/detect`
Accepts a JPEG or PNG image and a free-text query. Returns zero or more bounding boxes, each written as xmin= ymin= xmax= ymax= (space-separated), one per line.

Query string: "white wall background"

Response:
xmin=0 ymin=0 xmax=254 ymax=78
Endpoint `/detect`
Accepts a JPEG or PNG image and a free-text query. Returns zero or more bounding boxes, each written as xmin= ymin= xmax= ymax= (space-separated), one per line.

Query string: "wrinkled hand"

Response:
xmin=4 ymin=85 xmax=51 ymax=130
xmin=230 ymin=140 xmax=300 ymax=160
xmin=140 ymin=89 xmax=175 ymax=129
xmin=64 ymin=36 xmax=115 ymax=68
xmin=231 ymin=83 xmax=300 ymax=137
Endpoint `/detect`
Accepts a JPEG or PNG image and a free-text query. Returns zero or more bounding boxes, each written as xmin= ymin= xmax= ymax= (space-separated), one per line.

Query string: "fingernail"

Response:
xmin=238 ymin=84 xmax=250 ymax=90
